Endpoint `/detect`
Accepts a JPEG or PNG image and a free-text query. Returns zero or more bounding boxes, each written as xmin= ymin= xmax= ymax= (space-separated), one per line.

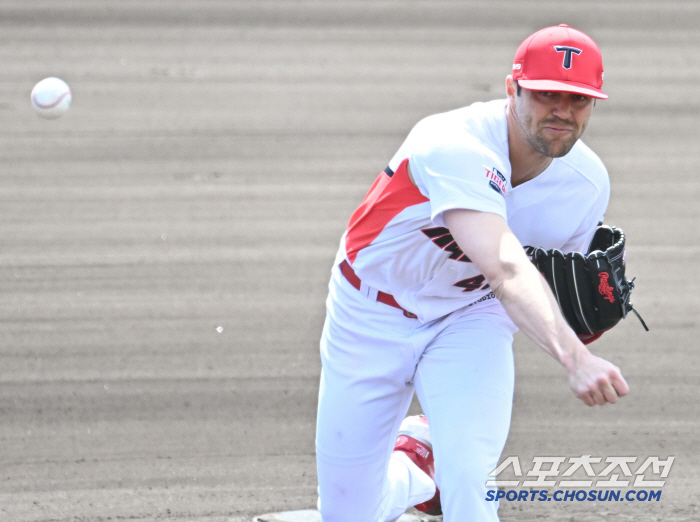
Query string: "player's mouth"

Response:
xmin=541 ymin=127 xmax=577 ymax=142
xmin=541 ymin=119 xmax=576 ymax=135
xmin=542 ymin=125 xmax=574 ymax=134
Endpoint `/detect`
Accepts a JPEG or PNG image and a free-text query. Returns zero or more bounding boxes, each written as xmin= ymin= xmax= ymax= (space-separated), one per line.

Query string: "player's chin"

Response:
xmin=532 ymin=133 xmax=578 ymax=158
xmin=544 ymin=138 xmax=578 ymax=158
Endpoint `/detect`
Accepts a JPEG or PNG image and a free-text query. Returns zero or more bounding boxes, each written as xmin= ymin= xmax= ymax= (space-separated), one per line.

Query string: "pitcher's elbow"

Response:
xmin=484 ymin=260 xmax=518 ymax=298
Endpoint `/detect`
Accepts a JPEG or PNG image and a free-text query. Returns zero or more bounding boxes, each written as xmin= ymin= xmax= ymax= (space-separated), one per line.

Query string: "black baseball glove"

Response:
xmin=533 ymin=225 xmax=648 ymax=344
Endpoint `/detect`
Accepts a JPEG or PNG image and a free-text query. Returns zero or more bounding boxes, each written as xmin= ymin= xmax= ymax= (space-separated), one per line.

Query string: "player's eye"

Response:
xmin=536 ymin=91 xmax=559 ymax=101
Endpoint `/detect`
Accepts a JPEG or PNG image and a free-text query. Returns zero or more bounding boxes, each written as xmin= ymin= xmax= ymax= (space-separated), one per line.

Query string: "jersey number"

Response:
xmin=454 ymin=275 xmax=490 ymax=293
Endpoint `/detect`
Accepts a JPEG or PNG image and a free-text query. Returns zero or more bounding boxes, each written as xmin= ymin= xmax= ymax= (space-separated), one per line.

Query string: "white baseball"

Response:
xmin=31 ymin=77 xmax=72 ymax=119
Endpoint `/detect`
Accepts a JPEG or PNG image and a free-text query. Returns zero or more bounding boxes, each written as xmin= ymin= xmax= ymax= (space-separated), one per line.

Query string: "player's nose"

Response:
xmin=550 ymin=93 xmax=576 ymax=120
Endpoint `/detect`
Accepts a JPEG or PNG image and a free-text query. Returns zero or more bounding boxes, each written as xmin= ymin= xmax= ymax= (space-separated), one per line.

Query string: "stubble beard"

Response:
xmin=518 ymin=111 xmax=583 ymax=158
xmin=527 ymin=126 xmax=579 ymax=158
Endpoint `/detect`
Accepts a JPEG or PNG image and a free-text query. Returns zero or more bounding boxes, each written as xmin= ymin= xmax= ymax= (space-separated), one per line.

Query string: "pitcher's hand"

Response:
xmin=568 ymin=351 xmax=629 ymax=406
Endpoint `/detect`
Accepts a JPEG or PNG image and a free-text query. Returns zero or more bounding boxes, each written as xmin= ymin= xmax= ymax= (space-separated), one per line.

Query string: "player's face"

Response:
xmin=513 ymin=88 xmax=595 ymax=158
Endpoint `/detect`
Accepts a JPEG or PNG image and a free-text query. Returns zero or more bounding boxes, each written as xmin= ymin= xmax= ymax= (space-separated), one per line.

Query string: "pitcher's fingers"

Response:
xmin=600 ymin=380 xmax=619 ymax=404
xmin=579 ymin=391 xmax=595 ymax=407
xmin=590 ymin=386 xmax=606 ymax=406
xmin=610 ymin=370 xmax=629 ymax=397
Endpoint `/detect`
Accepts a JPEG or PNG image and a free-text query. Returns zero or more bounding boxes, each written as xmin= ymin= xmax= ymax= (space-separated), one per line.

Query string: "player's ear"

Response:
xmin=505 ymin=75 xmax=517 ymax=100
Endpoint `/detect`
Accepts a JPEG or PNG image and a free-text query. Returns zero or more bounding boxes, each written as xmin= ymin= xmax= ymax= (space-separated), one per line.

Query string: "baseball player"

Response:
xmin=315 ymin=25 xmax=630 ymax=522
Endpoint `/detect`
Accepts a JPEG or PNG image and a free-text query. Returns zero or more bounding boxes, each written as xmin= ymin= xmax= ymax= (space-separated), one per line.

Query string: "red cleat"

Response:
xmin=393 ymin=415 xmax=442 ymax=516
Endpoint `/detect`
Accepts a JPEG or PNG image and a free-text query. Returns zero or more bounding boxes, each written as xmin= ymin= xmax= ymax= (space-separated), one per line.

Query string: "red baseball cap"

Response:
xmin=512 ymin=24 xmax=607 ymax=99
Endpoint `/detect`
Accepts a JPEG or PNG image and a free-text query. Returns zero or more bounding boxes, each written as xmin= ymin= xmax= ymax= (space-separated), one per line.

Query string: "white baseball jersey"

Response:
xmin=337 ymin=99 xmax=610 ymax=323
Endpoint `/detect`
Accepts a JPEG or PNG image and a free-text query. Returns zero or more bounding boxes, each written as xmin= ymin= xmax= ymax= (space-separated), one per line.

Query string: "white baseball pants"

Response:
xmin=315 ymin=263 xmax=517 ymax=522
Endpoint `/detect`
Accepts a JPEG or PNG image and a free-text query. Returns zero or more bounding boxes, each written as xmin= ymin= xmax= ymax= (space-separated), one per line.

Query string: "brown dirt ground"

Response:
xmin=0 ymin=1 xmax=698 ymax=521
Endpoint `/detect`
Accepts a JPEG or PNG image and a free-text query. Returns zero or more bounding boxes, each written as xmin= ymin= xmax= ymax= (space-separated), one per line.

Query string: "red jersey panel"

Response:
xmin=346 ymin=159 xmax=429 ymax=264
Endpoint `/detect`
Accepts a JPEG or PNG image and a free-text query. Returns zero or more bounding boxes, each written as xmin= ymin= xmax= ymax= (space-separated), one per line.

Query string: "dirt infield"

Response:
xmin=1 ymin=1 xmax=698 ymax=521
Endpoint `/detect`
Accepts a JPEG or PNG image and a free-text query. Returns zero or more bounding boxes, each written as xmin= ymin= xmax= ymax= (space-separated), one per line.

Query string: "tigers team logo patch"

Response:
xmin=485 ymin=167 xmax=507 ymax=196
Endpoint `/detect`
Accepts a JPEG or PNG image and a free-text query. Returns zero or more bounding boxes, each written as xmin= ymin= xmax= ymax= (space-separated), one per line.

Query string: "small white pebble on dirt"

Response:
xmin=216 ymin=326 xmax=223 ymax=333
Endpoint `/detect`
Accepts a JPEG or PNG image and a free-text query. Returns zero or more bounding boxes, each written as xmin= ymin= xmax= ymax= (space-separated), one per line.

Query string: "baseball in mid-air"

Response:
xmin=31 ymin=77 xmax=72 ymax=119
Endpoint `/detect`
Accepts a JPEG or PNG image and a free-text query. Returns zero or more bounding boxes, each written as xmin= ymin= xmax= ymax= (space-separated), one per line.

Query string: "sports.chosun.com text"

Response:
xmin=486 ymin=489 xmax=662 ymax=502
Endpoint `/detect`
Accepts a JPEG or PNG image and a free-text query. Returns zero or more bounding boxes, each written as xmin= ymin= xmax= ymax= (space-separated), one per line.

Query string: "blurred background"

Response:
xmin=0 ymin=1 xmax=698 ymax=520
